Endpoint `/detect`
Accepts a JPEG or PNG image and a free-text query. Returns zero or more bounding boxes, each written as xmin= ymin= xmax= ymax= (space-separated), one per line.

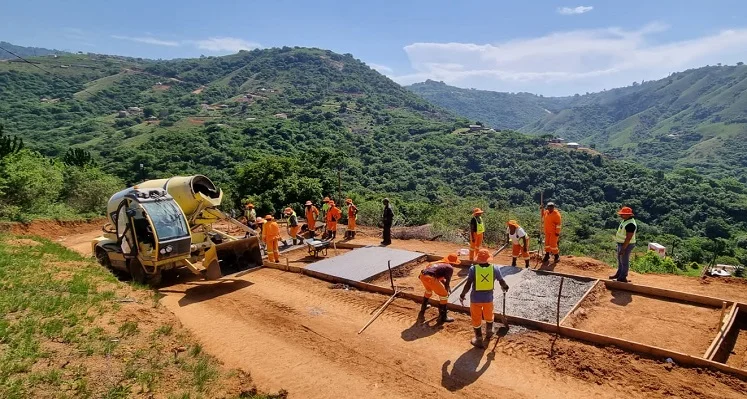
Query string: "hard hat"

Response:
xmin=382 ymin=197 xmax=390 ymax=203
xmin=305 ymin=201 xmax=313 ymax=206
xmin=473 ymin=208 xmax=484 ymax=215
xmin=618 ymin=206 xmax=634 ymax=216
xmin=546 ymin=202 xmax=556 ymax=207
xmin=345 ymin=198 xmax=352 ymax=204
xmin=245 ymin=203 xmax=254 ymax=208
xmin=256 ymin=217 xmax=266 ymax=224
xmin=264 ymin=215 xmax=274 ymax=221
xmin=475 ymin=249 xmax=493 ymax=263
xmin=284 ymin=207 xmax=293 ymax=214
xmin=441 ymin=253 xmax=461 ymax=265
xmin=329 ymin=201 xmax=335 ymax=206
xmin=506 ymin=220 xmax=519 ymax=227
xmin=323 ymin=197 xmax=330 ymax=202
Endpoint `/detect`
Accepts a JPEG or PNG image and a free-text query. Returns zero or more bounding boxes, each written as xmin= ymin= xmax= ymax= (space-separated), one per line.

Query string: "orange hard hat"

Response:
xmin=284 ymin=207 xmax=293 ymax=214
xmin=255 ymin=217 xmax=266 ymax=224
xmin=264 ymin=215 xmax=274 ymax=221
xmin=473 ymin=208 xmax=484 ymax=215
xmin=245 ymin=203 xmax=254 ymax=208
xmin=345 ymin=198 xmax=352 ymax=204
xmin=618 ymin=206 xmax=634 ymax=216
xmin=441 ymin=253 xmax=461 ymax=265
xmin=475 ymin=248 xmax=493 ymax=263
xmin=305 ymin=201 xmax=313 ymax=206
xmin=506 ymin=220 xmax=519 ymax=227
xmin=323 ymin=197 xmax=330 ymax=202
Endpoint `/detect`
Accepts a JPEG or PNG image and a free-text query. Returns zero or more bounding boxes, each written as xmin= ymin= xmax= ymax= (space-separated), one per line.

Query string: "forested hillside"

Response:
xmin=2 ymin=45 xmax=747 ymax=267
xmin=408 ymin=65 xmax=747 ymax=180
xmin=0 ymin=41 xmax=65 ymax=59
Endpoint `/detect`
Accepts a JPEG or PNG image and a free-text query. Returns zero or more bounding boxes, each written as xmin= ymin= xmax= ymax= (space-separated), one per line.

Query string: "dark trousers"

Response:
xmin=382 ymin=222 xmax=392 ymax=243
xmin=616 ymin=243 xmax=635 ymax=281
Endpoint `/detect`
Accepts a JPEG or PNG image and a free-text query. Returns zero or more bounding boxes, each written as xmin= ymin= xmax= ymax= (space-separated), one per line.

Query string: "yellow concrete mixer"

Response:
xmin=91 ymin=175 xmax=262 ymax=285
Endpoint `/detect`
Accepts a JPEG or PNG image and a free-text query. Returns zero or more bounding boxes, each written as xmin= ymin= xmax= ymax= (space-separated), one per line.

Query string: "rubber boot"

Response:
xmin=416 ymin=297 xmax=428 ymax=322
xmin=554 ymin=254 xmax=560 ymax=263
xmin=352 ymin=231 xmax=356 ymax=238
xmin=542 ymin=252 xmax=550 ymax=263
xmin=525 ymin=259 xmax=530 ymax=269
xmin=437 ymin=304 xmax=454 ymax=324
xmin=485 ymin=321 xmax=494 ymax=341
xmin=511 ymin=258 xmax=517 ymax=267
xmin=470 ymin=327 xmax=484 ymax=348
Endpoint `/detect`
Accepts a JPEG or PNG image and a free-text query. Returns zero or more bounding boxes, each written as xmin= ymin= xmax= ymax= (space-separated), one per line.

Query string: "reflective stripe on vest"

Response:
xmin=474 ymin=265 xmax=494 ymax=291
xmin=475 ymin=216 xmax=485 ymax=234
xmin=616 ymin=218 xmax=637 ymax=244
xmin=286 ymin=211 xmax=297 ymax=226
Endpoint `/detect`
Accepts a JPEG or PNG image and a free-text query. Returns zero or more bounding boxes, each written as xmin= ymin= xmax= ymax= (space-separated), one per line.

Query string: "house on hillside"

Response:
xmin=567 ymin=142 xmax=580 ymax=149
xmin=274 ymin=113 xmax=288 ymax=119
xmin=549 ymin=137 xmax=565 ymax=144
xmin=127 ymin=107 xmax=142 ymax=113
xmin=468 ymin=124 xmax=484 ymax=132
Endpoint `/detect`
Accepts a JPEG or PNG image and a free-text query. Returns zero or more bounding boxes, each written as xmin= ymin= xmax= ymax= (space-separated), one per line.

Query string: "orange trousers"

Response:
xmin=306 ymin=214 xmax=316 ymax=231
xmin=470 ymin=302 xmax=494 ymax=327
xmin=512 ymin=240 xmax=530 ymax=260
xmin=326 ymin=222 xmax=337 ymax=232
xmin=289 ymin=226 xmax=300 ymax=239
xmin=267 ymin=238 xmax=279 ymax=262
xmin=469 ymin=232 xmax=484 ymax=261
xmin=544 ymin=233 xmax=559 ymax=255
xmin=419 ymin=274 xmax=449 ymax=304
xmin=347 ymin=217 xmax=356 ymax=232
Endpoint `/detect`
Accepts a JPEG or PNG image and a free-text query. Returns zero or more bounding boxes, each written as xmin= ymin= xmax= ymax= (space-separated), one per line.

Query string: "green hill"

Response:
xmin=0 ymin=41 xmax=67 ymax=59
xmin=2 ymin=45 xmax=747 ymax=268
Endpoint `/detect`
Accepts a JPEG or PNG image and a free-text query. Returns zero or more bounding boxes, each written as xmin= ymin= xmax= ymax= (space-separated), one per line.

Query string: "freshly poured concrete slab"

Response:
xmin=449 ymin=266 xmax=597 ymax=323
xmin=305 ymin=246 xmax=426 ymax=282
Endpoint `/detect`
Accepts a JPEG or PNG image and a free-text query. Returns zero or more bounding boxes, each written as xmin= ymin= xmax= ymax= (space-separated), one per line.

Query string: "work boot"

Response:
xmin=542 ymin=252 xmax=550 ymax=263
xmin=554 ymin=254 xmax=560 ymax=263
xmin=511 ymin=258 xmax=517 ymax=267
xmin=471 ymin=327 xmax=484 ymax=348
xmin=485 ymin=321 xmax=494 ymax=341
xmin=416 ymin=297 xmax=428 ymax=322
xmin=437 ymin=304 xmax=454 ymax=324
xmin=352 ymin=231 xmax=356 ymax=239
xmin=525 ymin=259 xmax=530 ymax=268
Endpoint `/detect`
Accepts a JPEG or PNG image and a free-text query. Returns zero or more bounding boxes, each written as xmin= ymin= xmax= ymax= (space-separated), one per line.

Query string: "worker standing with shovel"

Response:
xmin=459 ymin=249 xmax=509 ymax=348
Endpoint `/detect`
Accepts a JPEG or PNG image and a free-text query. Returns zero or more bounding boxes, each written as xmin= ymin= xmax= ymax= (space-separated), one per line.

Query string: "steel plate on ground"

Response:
xmin=305 ymin=246 xmax=426 ymax=282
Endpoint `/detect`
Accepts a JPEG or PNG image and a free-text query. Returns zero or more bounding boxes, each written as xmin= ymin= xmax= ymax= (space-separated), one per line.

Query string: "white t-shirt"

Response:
xmin=507 ymin=226 xmax=527 ymax=245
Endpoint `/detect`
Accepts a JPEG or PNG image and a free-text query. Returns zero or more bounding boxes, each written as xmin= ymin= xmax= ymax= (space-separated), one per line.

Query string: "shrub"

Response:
xmin=631 ymin=251 xmax=681 ymax=274
xmin=62 ymin=166 xmax=123 ymax=213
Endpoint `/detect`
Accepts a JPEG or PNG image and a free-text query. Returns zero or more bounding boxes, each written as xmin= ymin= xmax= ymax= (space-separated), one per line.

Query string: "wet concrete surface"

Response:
xmin=449 ymin=266 xmax=598 ymax=323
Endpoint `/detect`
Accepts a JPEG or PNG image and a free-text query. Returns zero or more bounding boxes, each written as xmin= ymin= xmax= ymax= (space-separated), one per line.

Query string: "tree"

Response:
xmin=0 ymin=125 xmax=23 ymax=158
xmin=143 ymin=107 xmax=155 ymax=118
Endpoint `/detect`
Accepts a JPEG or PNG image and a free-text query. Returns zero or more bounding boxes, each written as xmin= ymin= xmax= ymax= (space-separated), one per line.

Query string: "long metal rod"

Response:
xmin=387 ymin=260 xmax=394 ymax=291
xmin=358 ymin=291 xmax=399 ymax=334
xmin=556 ymin=277 xmax=565 ymax=327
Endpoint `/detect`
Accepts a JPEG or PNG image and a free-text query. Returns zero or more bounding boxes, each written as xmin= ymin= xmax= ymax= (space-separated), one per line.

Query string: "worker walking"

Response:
xmin=459 ymin=249 xmax=509 ymax=348
xmin=304 ymin=201 xmax=319 ymax=231
xmin=345 ymin=198 xmax=358 ymax=239
xmin=262 ymin=215 xmax=281 ymax=263
xmin=610 ymin=206 xmax=637 ymax=283
xmin=507 ymin=220 xmax=530 ymax=268
xmin=542 ymin=202 xmax=562 ymax=264
xmin=324 ymin=201 xmax=341 ymax=240
xmin=469 ymin=208 xmax=485 ymax=261
xmin=381 ymin=198 xmax=394 ymax=245
xmin=284 ymin=207 xmax=301 ymax=245
xmin=417 ymin=253 xmax=461 ymax=324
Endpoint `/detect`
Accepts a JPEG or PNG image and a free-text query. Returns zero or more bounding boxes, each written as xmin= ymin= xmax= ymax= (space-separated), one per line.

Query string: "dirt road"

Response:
xmin=38 ymin=221 xmax=747 ymax=398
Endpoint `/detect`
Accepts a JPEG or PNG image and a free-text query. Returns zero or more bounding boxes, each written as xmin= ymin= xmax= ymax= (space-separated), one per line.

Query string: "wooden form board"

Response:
xmin=260 ymin=258 xmax=747 ymax=380
xmin=559 ymin=279 xmax=602 ymax=326
xmin=604 ymin=280 xmax=729 ymax=308
xmin=705 ymin=304 xmax=739 ymax=360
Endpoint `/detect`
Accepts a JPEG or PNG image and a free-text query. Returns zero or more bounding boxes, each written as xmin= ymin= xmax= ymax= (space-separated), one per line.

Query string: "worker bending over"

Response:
xmin=459 ymin=249 xmax=509 ymax=348
xmin=469 ymin=208 xmax=485 ymax=261
xmin=417 ymin=253 xmax=461 ymax=324
xmin=542 ymin=202 xmax=562 ymax=264
xmin=304 ymin=201 xmax=319 ymax=231
xmin=284 ymin=207 xmax=301 ymax=245
xmin=610 ymin=206 xmax=637 ymax=283
xmin=345 ymin=198 xmax=358 ymax=239
xmin=507 ymin=220 xmax=530 ymax=268
xmin=262 ymin=215 xmax=281 ymax=263
xmin=324 ymin=201 xmax=341 ymax=240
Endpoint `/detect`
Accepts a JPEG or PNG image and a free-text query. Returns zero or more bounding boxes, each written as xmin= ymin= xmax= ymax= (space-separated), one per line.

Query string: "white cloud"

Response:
xmin=557 ymin=6 xmax=594 ymax=15
xmin=111 ymin=35 xmax=180 ymax=47
xmin=368 ymin=63 xmax=393 ymax=74
xmin=395 ymin=23 xmax=747 ymax=95
xmin=193 ymin=37 xmax=261 ymax=53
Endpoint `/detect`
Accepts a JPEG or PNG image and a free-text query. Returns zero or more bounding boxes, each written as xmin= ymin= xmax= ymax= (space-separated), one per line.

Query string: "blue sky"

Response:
xmin=3 ymin=0 xmax=747 ymax=95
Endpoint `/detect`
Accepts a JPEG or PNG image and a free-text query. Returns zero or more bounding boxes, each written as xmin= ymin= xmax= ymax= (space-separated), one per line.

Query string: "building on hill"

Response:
xmin=469 ymin=124 xmax=488 ymax=132
xmin=567 ymin=142 xmax=580 ymax=149
xmin=549 ymin=137 xmax=565 ymax=144
xmin=274 ymin=113 xmax=288 ymax=119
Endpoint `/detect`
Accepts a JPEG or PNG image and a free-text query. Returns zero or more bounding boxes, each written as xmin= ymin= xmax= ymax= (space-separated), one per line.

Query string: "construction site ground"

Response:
xmin=23 ymin=220 xmax=747 ymax=398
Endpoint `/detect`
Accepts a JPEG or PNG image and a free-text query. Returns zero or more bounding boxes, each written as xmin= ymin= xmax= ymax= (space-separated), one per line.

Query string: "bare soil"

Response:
xmin=724 ymin=315 xmax=747 ymax=369
xmin=565 ymin=286 xmax=722 ymax=356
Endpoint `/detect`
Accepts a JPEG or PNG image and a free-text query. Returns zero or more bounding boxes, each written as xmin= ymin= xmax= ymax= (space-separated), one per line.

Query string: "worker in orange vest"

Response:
xmin=345 ymin=198 xmax=358 ymax=239
xmin=262 ymin=215 xmax=281 ymax=262
xmin=324 ymin=201 xmax=341 ymax=240
xmin=284 ymin=207 xmax=301 ymax=245
xmin=304 ymin=201 xmax=319 ymax=231
xmin=542 ymin=202 xmax=562 ymax=264
xmin=469 ymin=208 xmax=485 ymax=261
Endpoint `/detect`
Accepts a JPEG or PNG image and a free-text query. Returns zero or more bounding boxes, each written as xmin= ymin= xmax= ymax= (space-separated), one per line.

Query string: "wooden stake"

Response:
xmin=718 ymin=301 xmax=727 ymax=331
xmin=556 ymin=277 xmax=565 ymax=327
xmin=387 ymin=260 xmax=394 ymax=291
xmin=285 ymin=258 xmax=290 ymax=271
xmin=358 ymin=291 xmax=398 ymax=334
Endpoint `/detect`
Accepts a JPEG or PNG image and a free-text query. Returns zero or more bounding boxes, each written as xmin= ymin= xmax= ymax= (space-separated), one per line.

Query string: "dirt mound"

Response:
xmin=562 ymin=255 xmax=610 ymax=272
xmin=5 ymin=238 xmax=41 ymax=247
xmin=2 ymin=218 xmax=106 ymax=240
xmin=392 ymin=224 xmax=439 ymax=240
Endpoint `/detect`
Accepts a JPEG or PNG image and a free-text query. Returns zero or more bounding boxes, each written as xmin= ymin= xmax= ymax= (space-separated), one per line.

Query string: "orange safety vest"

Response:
xmin=326 ymin=207 xmax=341 ymax=223
xmin=543 ymin=209 xmax=562 ymax=235
xmin=262 ymin=221 xmax=281 ymax=240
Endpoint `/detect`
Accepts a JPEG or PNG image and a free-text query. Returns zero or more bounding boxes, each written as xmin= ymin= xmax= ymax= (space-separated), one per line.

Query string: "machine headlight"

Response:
xmin=159 ymin=246 xmax=173 ymax=255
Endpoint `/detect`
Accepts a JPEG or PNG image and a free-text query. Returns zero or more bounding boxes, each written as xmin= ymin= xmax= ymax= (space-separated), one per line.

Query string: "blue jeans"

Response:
xmin=616 ymin=243 xmax=635 ymax=281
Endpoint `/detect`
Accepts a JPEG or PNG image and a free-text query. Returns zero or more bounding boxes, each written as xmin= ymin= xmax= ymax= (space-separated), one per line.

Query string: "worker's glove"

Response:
xmin=500 ymin=281 xmax=509 ymax=292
